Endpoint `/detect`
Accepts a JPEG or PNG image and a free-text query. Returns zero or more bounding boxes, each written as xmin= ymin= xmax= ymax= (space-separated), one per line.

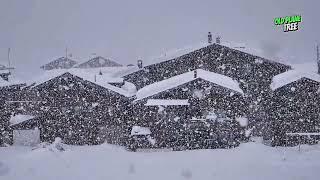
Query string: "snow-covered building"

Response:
xmin=9 ymin=70 xmax=134 ymax=145
xmin=129 ymin=69 xmax=247 ymax=149
xmin=265 ymin=70 xmax=320 ymax=146
xmin=124 ymin=43 xmax=290 ymax=137
xmin=75 ymin=56 xmax=122 ymax=68
xmin=6 ymin=41 xmax=316 ymax=149
xmin=40 ymin=57 xmax=78 ymax=70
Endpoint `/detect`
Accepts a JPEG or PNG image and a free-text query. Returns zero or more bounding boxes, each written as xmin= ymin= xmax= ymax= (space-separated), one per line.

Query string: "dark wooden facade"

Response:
xmin=9 ymin=72 xmax=131 ymax=145
xmin=0 ymin=84 xmax=26 ymax=146
xmin=265 ymin=78 xmax=320 ymax=146
xmin=130 ymin=79 xmax=248 ymax=149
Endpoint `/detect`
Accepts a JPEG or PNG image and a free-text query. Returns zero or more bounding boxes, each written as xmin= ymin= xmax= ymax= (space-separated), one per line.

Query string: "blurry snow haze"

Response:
xmin=0 ymin=0 xmax=319 ymax=79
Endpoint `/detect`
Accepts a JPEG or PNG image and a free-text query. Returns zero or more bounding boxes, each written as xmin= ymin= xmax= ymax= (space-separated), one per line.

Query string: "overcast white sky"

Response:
xmin=0 ymin=0 xmax=319 ymax=78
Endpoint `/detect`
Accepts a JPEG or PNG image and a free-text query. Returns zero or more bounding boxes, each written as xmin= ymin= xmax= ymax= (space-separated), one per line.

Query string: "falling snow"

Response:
xmin=1 ymin=41 xmax=320 ymax=180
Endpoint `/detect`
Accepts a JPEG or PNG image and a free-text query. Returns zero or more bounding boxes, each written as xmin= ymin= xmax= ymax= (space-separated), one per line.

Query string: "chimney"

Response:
xmin=216 ymin=36 xmax=221 ymax=44
xmin=317 ymin=44 xmax=320 ymax=74
xmin=194 ymin=70 xmax=197 ymax=78
xmin=137 ymin=59 xmax=143 ymax=69
xmin=208 ymin=32 xmax=212 ymax=44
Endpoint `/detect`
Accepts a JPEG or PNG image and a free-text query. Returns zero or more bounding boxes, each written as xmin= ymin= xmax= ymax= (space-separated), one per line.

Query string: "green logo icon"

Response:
xmin=274 ymin=15 xmax=301 ymax=32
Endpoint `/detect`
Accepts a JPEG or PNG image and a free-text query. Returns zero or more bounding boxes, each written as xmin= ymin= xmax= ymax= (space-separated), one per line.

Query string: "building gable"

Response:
xmin=135 ymin=69 xmax=243 ymax=101
xmin=124 ymin=43 xmax=290 ymax=90
xmin=41 ymin=57 xmax=78 ymax=70
xmin=76 ymin=56 xmax=122 ymax=68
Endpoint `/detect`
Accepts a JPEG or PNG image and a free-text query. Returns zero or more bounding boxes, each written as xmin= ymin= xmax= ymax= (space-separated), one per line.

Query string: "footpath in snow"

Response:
xmin=0 ymin=142 xmax=320 ymax=180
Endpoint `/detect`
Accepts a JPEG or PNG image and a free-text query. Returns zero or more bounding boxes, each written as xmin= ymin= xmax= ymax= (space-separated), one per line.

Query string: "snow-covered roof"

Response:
xmin=289 ymin=62 xmax=318 ymax=74
xmin=121 ymin=81 xmax=137 ymax=94
xmin=145 ymin=99 xmax=190 ymax=106
xmin=0 ymin=78 xmax=11 ymax=87
xmin=145 ymin=40 xmax=276 ymax=66
xmin=0 ymin=75 xmax=24 ymax=88
xmin=0 ymin=69 xmax=10 ymax=74
xmin=147 ymin=42 xmax=208 ymax=65
xmin=121 ymin=40 xmax=288 ymax=81
xmin=111 ymin=66 xmax=139 ymax=78
xmin=136 ymin=69 xmax=243 ymax=100
xmin=148 ymin=41 xmax=261 ymax=64
xmin=271 ymin=70 xmax=320 ymax=90
xmin=28 ymin=69 xmax=135 ymax=97
xmin=75 ymin=56 xmax=122 ymax=68
xmin=130 ymin=126 xmax=151 ymax=136
xmin=41 ymin=57 xmax=78 ymax=70
xmin=10 ymin=114 xmax=35 ymax=126
xmin=0 ymin=65 xmax=13 ymax=72
xmin=221 ymin=41 xmax=263 ymax=58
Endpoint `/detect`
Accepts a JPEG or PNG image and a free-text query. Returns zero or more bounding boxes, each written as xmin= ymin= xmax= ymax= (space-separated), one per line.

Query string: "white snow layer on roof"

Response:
xmin=271 ymin=70 xmax=320 ymax=90
xmin=136 ymin=69 xmax=243 ymax=100
xmin=121 ymin=81 xmax=137 ymax=94
xmin=147 ymin=42 xmax=208 ymax=65
xmin=146 ymin=40 xmax=268 ymax=66
xmin=145 ymin=99 xmax=190 ymax=106
xmin=131 ymin=126 xmax=151 ymax=136
xmin=10 ymin=114 xmax=35 ymax=126
xmin=221 ymin=41 xmax=264 ymax=58
xmin=290 ymin=62 xmax=318 ymax=74
xmin=0 ymin=75 xmax=24 ymax=88
xmin=0 ymin=69 xmax=10 ymax=74
xmin=0 ymin=78 xmax=11 ymax=87
xmin=28 ymin=68 xmax=135 ymax=97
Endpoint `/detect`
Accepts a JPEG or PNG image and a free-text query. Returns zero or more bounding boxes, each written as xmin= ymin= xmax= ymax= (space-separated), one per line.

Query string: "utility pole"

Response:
xmin=65 ymin=47 xmax=68 ymax=59
xmin=7 ymin=48 xmax=11 ymax=73
xmin=317 ymin=44 xmax=320 ymax=74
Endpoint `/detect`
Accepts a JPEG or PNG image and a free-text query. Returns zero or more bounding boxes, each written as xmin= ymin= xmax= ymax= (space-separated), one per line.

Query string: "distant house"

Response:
xmin=265 ymin=70 xmax=320 ymax=146
xmin=9 ymin=70 xmax=133 ymax=145
xmin=40 ymin=57 xmax=78 ymax=70
xmin=75 ymin=56 xmax=122 ymax=68
xmin=0 ymin=65 xmax=13 ymax=81
xmin=130 ymin=69 xmax=247 ymax=149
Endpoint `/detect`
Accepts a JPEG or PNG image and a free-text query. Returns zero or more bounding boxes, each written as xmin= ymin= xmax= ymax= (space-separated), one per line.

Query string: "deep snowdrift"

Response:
xmin=1 ymin=142 xmax=319 ymax=180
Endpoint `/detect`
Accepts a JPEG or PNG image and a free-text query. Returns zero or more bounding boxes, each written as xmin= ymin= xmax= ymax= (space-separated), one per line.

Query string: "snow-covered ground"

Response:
xmin=1 ymin=141 xmax=319 ymax=180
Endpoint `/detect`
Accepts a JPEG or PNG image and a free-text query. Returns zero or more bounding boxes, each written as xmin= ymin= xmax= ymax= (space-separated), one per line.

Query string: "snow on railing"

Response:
xmin=145 ymin=99 xmax=190 ymax=106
